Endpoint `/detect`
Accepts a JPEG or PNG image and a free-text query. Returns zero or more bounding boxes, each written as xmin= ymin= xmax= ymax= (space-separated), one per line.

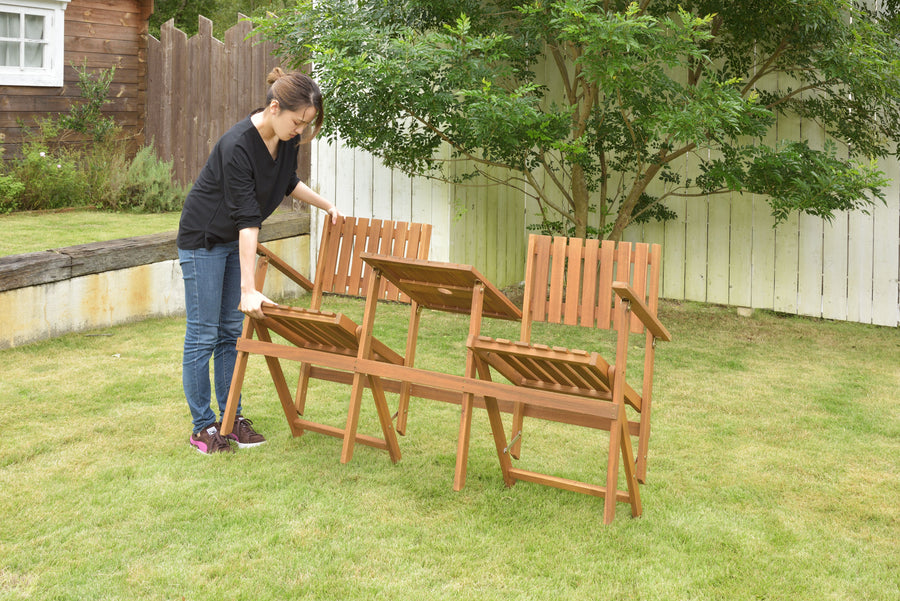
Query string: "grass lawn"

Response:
xmin=1 ymin=293 xmax=898 ymax=600
xmin=0 ymin=209 xmax=182 ymax=257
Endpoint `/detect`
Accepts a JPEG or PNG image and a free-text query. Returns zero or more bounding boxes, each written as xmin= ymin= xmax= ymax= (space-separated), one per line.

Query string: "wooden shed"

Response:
xmin=0 ymin=0 xmax=153 ymax=156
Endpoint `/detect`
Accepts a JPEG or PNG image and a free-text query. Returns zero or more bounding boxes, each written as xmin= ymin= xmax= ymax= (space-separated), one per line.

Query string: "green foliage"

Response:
xmin=259 ymin=0 xmax=900 ymax=240
xmin=0 ymin=137 xmax=185 ymax=214
xmin=0 ymin=173 xmax=24 ymax=214
xmin=699 ymin=139 xmax=890 ymax=223
xmin=58 ymin=62 xmax=118 ymax=143
xmin=148 ymin=0 xmax=291 ymax=39
xmin=105 ymin=145 xmax=189 ymax=213
xmin=9 ymin=144 xmax=92 ymax=211
xmin=149 ymin=0 xmax=217 ymax=36
xmin=0 ymin=147 xmax=23 ymax=214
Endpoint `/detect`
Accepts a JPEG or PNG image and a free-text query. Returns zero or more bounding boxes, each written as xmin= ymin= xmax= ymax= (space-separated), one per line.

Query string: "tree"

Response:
xmin=257 ymin=0 xmax=900 ymax=240
xmin=149 ymin=0 xmax=218 ymax=36
xmin=149 ymin=0 xmax=289 ymax=39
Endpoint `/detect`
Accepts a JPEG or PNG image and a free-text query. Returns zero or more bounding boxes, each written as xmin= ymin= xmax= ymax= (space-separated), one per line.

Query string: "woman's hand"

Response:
xmin=288 ymin=181 xmax=342 ymax=224
xmin=238 ymin=288 xmax=274 ymax=320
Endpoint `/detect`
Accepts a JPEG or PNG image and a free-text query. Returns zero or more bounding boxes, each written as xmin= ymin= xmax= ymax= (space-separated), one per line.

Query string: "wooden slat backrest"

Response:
xmin=521 ymin=235 xmax=662 ymax=339
xmin=312 ymin=216 xmax=432 ymax=308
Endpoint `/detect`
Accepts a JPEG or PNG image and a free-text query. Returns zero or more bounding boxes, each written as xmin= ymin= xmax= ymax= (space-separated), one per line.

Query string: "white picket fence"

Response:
xmin=308 ymin=134 xmax=899 ymax=327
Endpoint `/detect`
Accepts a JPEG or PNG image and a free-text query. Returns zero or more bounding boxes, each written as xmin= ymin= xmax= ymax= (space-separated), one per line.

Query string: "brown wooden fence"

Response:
xmin=146 ymin=16 xmax=309 ymax=187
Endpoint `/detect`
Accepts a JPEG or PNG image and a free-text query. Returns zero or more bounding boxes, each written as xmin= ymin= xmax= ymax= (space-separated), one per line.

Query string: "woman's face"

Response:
xmin=272 ymin=102 xmax=317 ymax=142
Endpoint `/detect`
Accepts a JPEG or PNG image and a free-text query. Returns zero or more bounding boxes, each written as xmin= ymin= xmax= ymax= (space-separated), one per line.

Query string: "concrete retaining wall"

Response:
xmin=0 ymin=212 xmax=311 ymax=349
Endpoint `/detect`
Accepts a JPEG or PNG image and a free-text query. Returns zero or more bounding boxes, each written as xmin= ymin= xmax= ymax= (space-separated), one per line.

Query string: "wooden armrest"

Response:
xmin=257 ymin=243 xmax=314 ymax=292
xmin=611 ymin=282 xmax=672 ymax=342
xmin=260 ymin=301 xmax=288 ymax=312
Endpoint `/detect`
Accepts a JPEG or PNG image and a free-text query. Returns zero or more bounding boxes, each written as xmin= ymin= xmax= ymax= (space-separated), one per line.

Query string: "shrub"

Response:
xmin=58 ymin=62 xmax=117 ymax=143
xmin=12 ymin=143 xmax=91 ymax=210
xmin=0 ymin=140 xmax=186 ymax=214
xmin=82 ymin=136 xmax=131 ymax=209
xmin=0 ymin=172 xmax=24 ymax=214
xmin=105 ymin=145 xmax=188 ymax=213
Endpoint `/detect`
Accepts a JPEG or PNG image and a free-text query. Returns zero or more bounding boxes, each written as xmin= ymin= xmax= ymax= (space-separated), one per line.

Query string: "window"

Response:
xmin=0 ymin=0 xmax=69 ymax=87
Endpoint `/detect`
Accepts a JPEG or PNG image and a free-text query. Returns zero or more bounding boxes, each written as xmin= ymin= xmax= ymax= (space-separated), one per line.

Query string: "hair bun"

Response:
xmin=266 ymin=67 xmax=287 ymax=86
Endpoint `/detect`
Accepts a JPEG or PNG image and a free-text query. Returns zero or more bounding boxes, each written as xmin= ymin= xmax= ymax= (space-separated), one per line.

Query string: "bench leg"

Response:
xmin=369 ymin=374 xmax=401 ymax=463
xmin=295 ymin=362 xmax=312 ymax=414
xmin=453 ymin=392 xmax=474 ymax=491
xmin=395 ymin=303 xmax=422 ymax=436
xmin=341 ymin=372 xmax=366 ymax=463
xmin=484 ymin=395 xmax=515 ymax=487
xmin=509 ymin=402 xmax=524 ymax=459
xmin=254 ymin=321 xmax=304 ymax=437
xmin=222 ymin=349 xmax=249 ymax=436
xmin=618 ymin=404 xmax=642 ymax=518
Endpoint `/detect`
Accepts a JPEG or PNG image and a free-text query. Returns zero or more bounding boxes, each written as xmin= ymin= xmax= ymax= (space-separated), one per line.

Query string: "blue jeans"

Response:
xmin=178 ymin=242 xmax=244 ymax=434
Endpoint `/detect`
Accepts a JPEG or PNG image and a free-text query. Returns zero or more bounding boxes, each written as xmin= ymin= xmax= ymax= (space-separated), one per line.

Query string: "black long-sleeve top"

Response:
xmin=176 ymin=111 xmax=300 ymax=250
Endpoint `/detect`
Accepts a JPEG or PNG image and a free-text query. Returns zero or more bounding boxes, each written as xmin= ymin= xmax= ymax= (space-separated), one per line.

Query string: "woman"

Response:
xmin=177 ymin=68 xmax=340 ymax=454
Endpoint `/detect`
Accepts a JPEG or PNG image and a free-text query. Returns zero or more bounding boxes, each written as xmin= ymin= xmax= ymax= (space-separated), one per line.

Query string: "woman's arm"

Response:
xmin=238 ymin=182 xmax=340 ymax=319
xmin=289 ymin=180 xmax=342 ymax=224
xmin=237 ymin=226 xmax=272 ymax=319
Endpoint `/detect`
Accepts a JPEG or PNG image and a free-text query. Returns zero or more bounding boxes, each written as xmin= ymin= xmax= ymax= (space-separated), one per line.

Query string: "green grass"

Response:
xmin=0 ymin=295 xmax=897 ymax=600
xmin=0 ymin=209 xmax=182 ymax=256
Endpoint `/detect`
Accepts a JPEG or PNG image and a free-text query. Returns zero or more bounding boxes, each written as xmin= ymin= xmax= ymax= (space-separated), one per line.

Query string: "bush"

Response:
xmin=11 ymin=143 xmax=92 ymax=210
xmin=0 ymin=172 xmax=24 ymax=214
xmin=103 ymin=145 xmax=188 ymax=213
xmin=0 ymin=140 xmax=187 ymax=214
xmin=58 ymin=62 xmax=118 ymax=143
xmin=81 ymin=135 xmax=131 ymax=209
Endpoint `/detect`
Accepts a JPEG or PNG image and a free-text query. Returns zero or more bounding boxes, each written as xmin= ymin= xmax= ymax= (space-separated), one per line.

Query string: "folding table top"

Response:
xmin=360 ymin=253 xmax=522 ymax=321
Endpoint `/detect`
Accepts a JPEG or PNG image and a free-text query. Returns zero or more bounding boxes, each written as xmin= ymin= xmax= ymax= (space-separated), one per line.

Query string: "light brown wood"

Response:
xmin=357 ymin=254 xmax=521 ymax=321
xmin=302 ymin=216 xmax=432 ymax=434
xmin=222 ymin=296 xmax=404 ymax=463
xmin=231 ymin=340 xmax=625 ymax=424
xmin=220 ymin=231 xmax=667 ymax=524
xmin=453 ymin=282 xmax=487 ymax=491
xmin=313 ymin=217 xmax=432 ymax=306
xmin=224 ymin=216 xmax=432 ymax=461
xmin=467 ymin=234 xmax=670 ymax=523
xmin=223 ymin=256 xmax=305 ymax=438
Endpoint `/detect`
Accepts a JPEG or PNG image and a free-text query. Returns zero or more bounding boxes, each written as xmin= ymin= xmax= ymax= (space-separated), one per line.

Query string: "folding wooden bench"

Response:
xmin=221 ymin=216 xmax=432 ymax=463
xmin=465 ymin=235 xmax=671 ymax=524
xmin=229 ymin=251 xmax=523 ymax=470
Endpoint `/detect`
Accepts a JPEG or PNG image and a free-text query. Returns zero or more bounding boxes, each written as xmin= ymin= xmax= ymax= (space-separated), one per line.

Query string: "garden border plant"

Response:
xmin=0 ymin=62 xmax=188 ymax=215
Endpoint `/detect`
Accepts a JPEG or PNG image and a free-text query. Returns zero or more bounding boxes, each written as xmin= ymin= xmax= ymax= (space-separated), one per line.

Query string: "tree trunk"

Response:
xmin=609 ymin=163 xmax=662 ymax=241
xmin=572 ymin=163 xmax=590 ymax=239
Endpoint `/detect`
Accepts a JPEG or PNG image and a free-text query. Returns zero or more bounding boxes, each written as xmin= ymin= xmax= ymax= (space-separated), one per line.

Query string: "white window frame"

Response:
xmin=0 ymin=0 xmax=70 ymax=87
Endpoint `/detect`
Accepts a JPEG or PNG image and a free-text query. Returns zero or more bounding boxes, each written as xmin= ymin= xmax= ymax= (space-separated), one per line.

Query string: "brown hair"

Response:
xmin=266 ymin=67 xmax=324 ymax=141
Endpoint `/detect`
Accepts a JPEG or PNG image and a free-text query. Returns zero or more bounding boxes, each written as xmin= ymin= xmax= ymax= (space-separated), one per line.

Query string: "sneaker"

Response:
xmin=189 ymin=424 xmax=235 ymax=454
xmin=220 ymin=415 xmax=266 ymax=448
